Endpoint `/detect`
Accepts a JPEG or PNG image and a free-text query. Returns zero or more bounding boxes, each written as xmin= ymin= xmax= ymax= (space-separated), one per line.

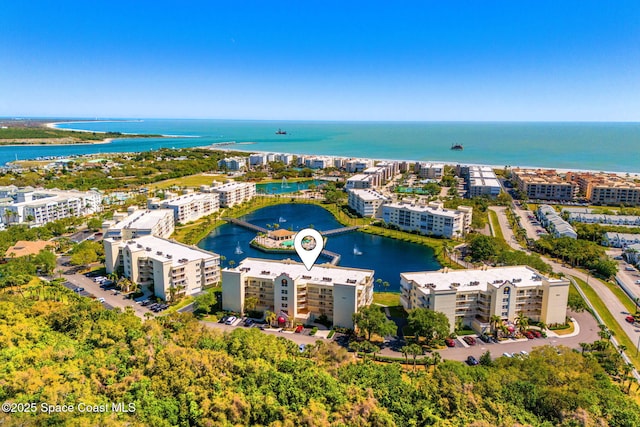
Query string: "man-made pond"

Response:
xmin=255 ymin=179 xmax=325 ymax=195
xmin=198 ymin=204 xmax=441 ymax=292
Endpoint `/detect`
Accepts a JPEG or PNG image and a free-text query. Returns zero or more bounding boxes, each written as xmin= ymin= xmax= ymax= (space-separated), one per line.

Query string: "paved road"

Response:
xmin=490 ymin=207 xmax=640 ymax=356
xmin=512 ymin=202 xmax=542 ymax=241
xmin=489 ymin=206 xmax=521 ymax=251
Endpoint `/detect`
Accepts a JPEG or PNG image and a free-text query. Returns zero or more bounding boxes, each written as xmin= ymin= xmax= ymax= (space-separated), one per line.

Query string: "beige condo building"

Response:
xmin=400 ymin=266 xmax=569 ymax=333
xmin=222 ymin=258 xmax=374 ymax=328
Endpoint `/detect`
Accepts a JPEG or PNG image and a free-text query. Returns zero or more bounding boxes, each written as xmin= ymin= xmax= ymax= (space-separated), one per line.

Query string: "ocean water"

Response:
xmin=3 ymin=119 xmax=639 ymax=172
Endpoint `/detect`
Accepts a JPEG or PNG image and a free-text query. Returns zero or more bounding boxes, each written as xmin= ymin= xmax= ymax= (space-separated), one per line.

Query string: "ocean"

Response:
xmin=3 ymin=119 xmax=639 ymax=173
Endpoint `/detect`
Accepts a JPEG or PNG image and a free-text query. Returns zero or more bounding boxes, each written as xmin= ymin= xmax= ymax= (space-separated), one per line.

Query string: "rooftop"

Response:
xmin=383 ymin=201 xmax=461 ymax=218
xmin=212 ymin=181 xmax=254 ymax=192
xmin=5 ymin=240 xmax=53 ymax=258
xmin=163 ymin=192 xmax=216 ymax=206
xmin=348 ymin=188 xmax=388 ymax=201
xmin=110 ymin=209 xmax=173 ymax=230
xmin=228 ymin=257 xmax=374 ymax=286
xmin=117 ymin=235 xmax=218 ymax=266
xmin=402 ymin=265 xmax=561 ymax=293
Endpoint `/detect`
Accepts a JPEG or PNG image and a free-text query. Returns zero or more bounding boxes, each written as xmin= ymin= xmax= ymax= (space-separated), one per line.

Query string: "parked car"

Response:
xmin=626 ymin=266 xmax=636 ymax=271
xmin=502 ymin=352 xmax=513 ymax=358
xmin=626 ymin=316 xmax=636 ymax=324
xmin=524 ymin=331 xmax=535 ymax=339
xmin=97 ymin=298 xmax=105 ymax=303
xmin=220 ymin=316 xmax=229 ymax=324
xmin=520 ymin=350 xmax=529 ymax=356
xmin=444 ymin=338 xmax=456 ymax=347
xmin=531 ymin=330 xmax=542 ymax=338
xmin=635 ymin=280 xmax=640 ymax=285
xmin=294 ymin=324 xmax=304 ymax=333
xmin=466 ymin=356 xmax=479 ymax=366
xmin=463 ymin=336 xmax=476 ymax=346
xmin=245 ymin=319 xmax=254 ymax=327
xmin=225 ymin=316 xmax=237 ymax=325
xmin=478 ymin=334 xmax=491 ymax=343
xmin=74 ymin=287 xmax=85 ymax=293
xmin=298 ymin=344 xmax=307 ymax=353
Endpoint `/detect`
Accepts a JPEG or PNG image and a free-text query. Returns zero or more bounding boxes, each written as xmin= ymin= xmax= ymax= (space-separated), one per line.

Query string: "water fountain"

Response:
xmin=353 ymin=244 xmax=363 ymax=256
xmin=235 ymin=241 xmax=243 ymax=255
xmin=281 ymin=176 xmax=290 ymax=189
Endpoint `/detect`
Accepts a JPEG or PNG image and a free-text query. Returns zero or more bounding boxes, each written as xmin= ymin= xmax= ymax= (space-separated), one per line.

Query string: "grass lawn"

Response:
xmin=552 ymin=320 xmax=575 ymax=335
xmin=579 ymin=270 xmax=638 ymax=314
xmin=488 ymin=209 xmax=505 ymax=242
xmin=373 ymin=292 xmax=400 ymax=306
xmin=572 ymin=276 xmax=640 ymax=370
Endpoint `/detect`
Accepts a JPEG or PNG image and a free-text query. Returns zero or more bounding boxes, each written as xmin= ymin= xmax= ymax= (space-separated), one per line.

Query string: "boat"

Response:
xmin=450 ymin=143 xmax=464 ymax=151
xmin=275 ymin=128 xmax=287 ymax=135
xmin=279 ymin=216 xmax=287 ymax=223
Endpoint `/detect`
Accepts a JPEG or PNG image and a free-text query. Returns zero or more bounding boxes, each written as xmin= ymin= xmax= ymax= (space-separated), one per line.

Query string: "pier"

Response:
xmin=320 ymin=226 xmax=361 ymax=236
xmin=222 ymin=218 xmax=268 ymax=233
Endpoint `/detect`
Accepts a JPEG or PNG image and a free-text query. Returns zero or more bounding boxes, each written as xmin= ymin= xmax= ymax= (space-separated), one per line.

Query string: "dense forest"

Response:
xmin=1 ymin=284 xmax=640 ymax=426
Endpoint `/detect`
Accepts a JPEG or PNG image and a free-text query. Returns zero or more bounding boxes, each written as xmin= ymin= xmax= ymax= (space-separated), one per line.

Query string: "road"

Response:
xmin=491 ymin=207 xmax=640 ymax=358
xmin=512 ymin=202 xmax=542 ymax=241
xmin=489 ymin=206 xmax=521 ymax=251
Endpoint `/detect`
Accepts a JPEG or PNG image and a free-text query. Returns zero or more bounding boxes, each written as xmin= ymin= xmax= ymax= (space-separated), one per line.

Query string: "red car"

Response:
xmin=524 ymin=331 xmax=534 ymax=339
xmin=626 ymin=316 xmax=636 ymax=324
xmin=463 ymin=336 xmax=476 ymax=346
xmin=444 ymin=338 xmax=455 ymax=347
xmin=295 ymin=325 xmax=304 ymax=333
xmin=531 ymin=330 xmax=542 ymax=338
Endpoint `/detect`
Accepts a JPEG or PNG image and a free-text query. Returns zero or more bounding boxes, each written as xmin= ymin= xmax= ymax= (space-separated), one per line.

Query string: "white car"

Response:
xmin=502 ymin=352 xmax=513 ymax=358
xmin=224 ymin=316 xmax=237 ymax=325
xmin=97 ymin=297 xmax=106 ymax=303
xmin=520 ymin=350 xmax=529 ymax=356
xmin=635 ymin=280 xmax=640 ymax=285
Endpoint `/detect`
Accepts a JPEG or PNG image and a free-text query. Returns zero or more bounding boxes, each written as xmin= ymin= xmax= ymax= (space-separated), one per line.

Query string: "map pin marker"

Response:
xmin=294 ymin=228 xmax=324 ymax=271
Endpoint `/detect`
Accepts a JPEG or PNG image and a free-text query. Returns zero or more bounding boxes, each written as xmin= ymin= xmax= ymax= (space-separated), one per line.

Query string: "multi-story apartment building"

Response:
xmin=381 ymin=201 xmax=472 ymax=238
xmin=222 ymin=258 xmax=374 ymax=328
xmin=345 ymin=159 xmax=374 ymax=173
xmin=511 ymin=168 xmax=578 ymax=201
xmin=464 ymin=166 xmax=502 ymax=198
xmin=537 ymin=205 xmax=577 ymax=239
xmin=347 ymin=188 xmax=389 ymax=218
xmin=400 ymin=266 xmax=570 ymax=333
xmin=211 ymin=182 xmax=256 ymax=207
xmin=104 ymin=235 xmax=220 ymax=301
xmin=274 ymin=153 xmax=293 ymax=165
xmin=625 ymin=243 xmax=640 ymax=266
xmin=415 ymin=163 xmax=444 ymax=179
xmin=0 ymin=187 xmax=102 ymax=225
xmin=148 ymin=192 xmax=220 ymax=223
xmin=303 ymin=156 xmax=333 ymax=169
xmin=217 ymin=157 xmax=247 ymax=171
xmin=564 ymin=208 xmax=640 ymax=226
xmin=567 ymin=172 xmax=640 ymax=206
xmin=103 ymin=207 xmax=175 ymax=240
xmin=346 ymin=174 xmax=375 ymax=190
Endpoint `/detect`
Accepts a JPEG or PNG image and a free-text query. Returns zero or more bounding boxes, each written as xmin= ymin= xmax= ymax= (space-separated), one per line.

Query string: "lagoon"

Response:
xmin=197 ymin=204 xmax=440 ymax=292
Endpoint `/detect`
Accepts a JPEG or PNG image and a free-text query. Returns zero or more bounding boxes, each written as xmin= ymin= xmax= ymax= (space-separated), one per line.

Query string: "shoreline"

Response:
xmin=200 ymin=143 xmax=640 ymax=177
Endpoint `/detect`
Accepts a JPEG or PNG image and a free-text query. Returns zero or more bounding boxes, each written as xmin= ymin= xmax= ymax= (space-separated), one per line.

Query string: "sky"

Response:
xmin=1 ymin=1 xmax=639 ymax=121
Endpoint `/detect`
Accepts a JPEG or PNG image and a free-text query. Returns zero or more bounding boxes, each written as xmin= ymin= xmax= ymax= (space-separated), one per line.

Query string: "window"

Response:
xmin=282 ymin=290 xmax=288 ymax=295
xmin=281 ymin=297 xmax=288 ymax=301
xmin=503 ymin=287 xmax=510 ymax=294
xmin=281 ymin=279 xmax=288 ymax=287
xmin=282 ymin=303 xmax=288 ymax=308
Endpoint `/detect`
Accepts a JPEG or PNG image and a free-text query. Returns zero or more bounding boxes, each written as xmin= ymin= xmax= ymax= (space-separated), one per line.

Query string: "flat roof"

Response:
xmin=212 ymin=182 xmax=254 ymax=192
xmin=163 ymin=192 xmax=216 ymax=206
xmin=348 ymin=188 xmax=388 ymax=201
xmin=402 ymin=265 xmax=560 ymax=293
xmin=383 ymin=202 xmax=460 ymax=218
xmin=119 ymin=235 xmax=218 ymax=266
xmin=228 ymin=257 xmax=374 ymax=286
xmin=5 ymin=240 xmax=52 ymax=258
xmin=110 ymin=209 xmax=173 ymax=230
xmin=347 ymin=174 xmax=372 ymax=182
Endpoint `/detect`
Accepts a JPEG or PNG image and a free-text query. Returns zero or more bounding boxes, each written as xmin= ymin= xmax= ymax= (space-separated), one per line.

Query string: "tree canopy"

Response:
xmin=352 ymin=305 xmax=397 ymax=341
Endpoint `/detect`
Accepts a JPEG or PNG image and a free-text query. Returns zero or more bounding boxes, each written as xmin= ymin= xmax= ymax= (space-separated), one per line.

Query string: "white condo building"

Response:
xmin=603 ymin=232 xmax=640 ymax=248
xmin=103 ymin=207 xmax=175 ymax=240
xmin=218 ymin=157 xmax=247 ymax=171
xmin=346 ymin=174 xmax=374 ymax=190
xmin=382 ymin=201 xmax=472 ymax=238
xmin=211 ymin=182 xmax=256 ymax=207
xmin=0 ymin=187 xmax=102 ymax=225
xmin=467 ymin=166 xmax=502 ymax=198
xmin=415 ymin=163 xmax=444 ymax=179
xmin=222 ymin=258 xmax=375 ymax=328
xmin=104 ymin=235 xmax=220 ymax=301
xmin=347 ymin=188 xmax=389 ymax=218
xmin=149 ymin=192 xmax=220 ymax=223
xmin=400 ymin=266 xmax=570 ymax=333
xmin=537 ymin=205 xmax=577 ymax=239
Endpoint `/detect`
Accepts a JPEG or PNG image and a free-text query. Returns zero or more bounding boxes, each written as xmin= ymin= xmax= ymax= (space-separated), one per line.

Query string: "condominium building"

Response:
xmin=567 ymin=171 xmax=640 ymax=206
xmin=103 ymin=207 xmax=175 ymax=240
xmin=222 ymin=258 xmax=374 ymax=328
xmin=274 ymin=153 xmax=293 ymax=165
xmin=465 ymin=166 xmax=502 ymax=198
xmin=303 ymin=156 xmax=333 ymax=169
xmin=511 ymin=168 xmax=577 ymax=201
xmin=602 ymin=232 xmax=640 ymax=248
xmin=217 ymin=157 xmax=247 ymax=171
xmin=381 ymin=201 xmax=472 ymax=238
xmin=211 ymin=182 xmax=256 ymax=207
xmin=0 ymin=187 xmax=102 ymax=225
xmin=148 ymin=192 xmax=220 ymax=223
xmin=415 ymin=163 xmax=444 ymax=179
xmin=104 ymin=235 xmax=220 ymax=301
xmin=346 ymin=174 xmax=375 ymax=190
xmin=564 ymin=209 xmax=640 ymax=226
xmin=400 ymin=266 xmax=570 ymax=333
xmin=624 ymin=244 xmax=640 ymax=266
xmin=537 ymin=205 xmax=577 ymax=239
xmin=347 ymin=188 xmax=389 ymax=218
xmin=345 ymin=159 xmax=374 ymax=173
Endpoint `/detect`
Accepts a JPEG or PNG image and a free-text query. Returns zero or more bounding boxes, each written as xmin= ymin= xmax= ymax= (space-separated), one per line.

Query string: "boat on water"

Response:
xmin=279 ymin=216 xmax=287 ymax=223
xmin=275 ymin=128 xmax=287 ymax=135
xmin=450 ymin=143 xmax=464 ymax=151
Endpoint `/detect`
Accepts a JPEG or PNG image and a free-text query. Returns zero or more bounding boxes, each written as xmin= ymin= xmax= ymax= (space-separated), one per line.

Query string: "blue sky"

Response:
xmin=1 ymin=1 xmax=638 ymax=121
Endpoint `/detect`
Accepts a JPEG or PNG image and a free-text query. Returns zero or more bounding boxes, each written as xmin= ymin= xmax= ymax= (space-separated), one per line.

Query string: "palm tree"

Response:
xmin=490 ymin=315 xmax=501 ymax=337
xmin=265 ymin=310 xmax=277 ymax=327
xmin=401 ymin=345 xmax=410 ymax=365
xmin=515 ymin=312 xmax=529 ymax=333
